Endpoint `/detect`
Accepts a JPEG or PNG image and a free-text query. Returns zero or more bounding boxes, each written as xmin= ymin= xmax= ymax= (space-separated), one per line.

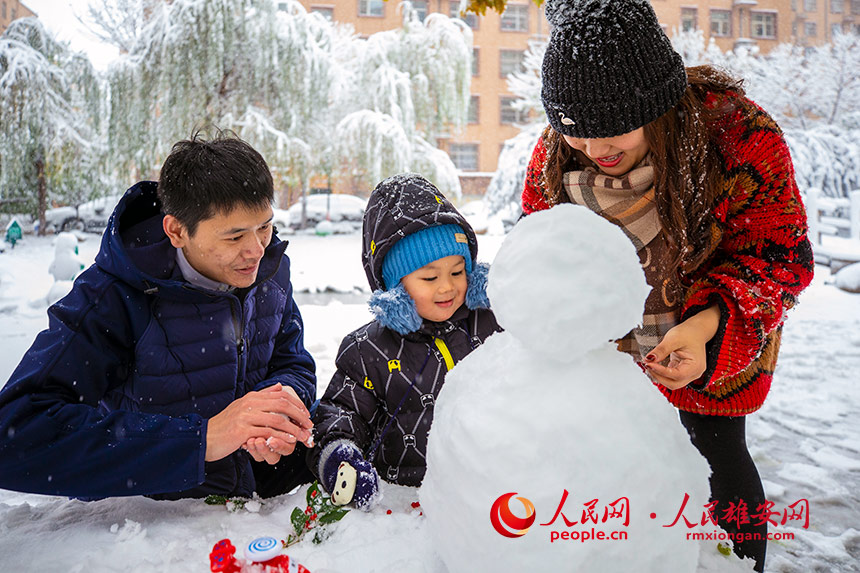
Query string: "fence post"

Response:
xmin=806 ymin=188 xmax=822 ymax=244
xmin=849 ymin=190 xmax=860 ymax=241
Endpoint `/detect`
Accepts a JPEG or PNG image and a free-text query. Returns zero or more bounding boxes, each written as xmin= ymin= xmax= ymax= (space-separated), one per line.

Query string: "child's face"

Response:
xmin=400 ymin=255 xmax=468 ymax=323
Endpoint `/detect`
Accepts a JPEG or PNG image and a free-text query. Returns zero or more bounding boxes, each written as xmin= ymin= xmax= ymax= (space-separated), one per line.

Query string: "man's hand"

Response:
xmin=205 ymin=384 xmax=314 ymax=462
xmin=243 ymin=435 xmax=296 ymax=464
xmin=645 ymin=305 xmax=721 ymax=390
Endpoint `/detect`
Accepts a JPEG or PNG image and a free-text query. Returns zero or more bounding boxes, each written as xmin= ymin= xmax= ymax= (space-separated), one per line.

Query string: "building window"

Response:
xmin=710 ymin=10 xmax=731 ymax=37
xmin=750 ymin=12 xmax=777 ymax=38
xmin=852 ymin=0 xmax=860 ymax=14
xmin=500 ymin=96 xmax=528 ymax=124
xmin=500 ymin=4 xmax=528 ymax=32
xmin=805 ymin=21 xmax=818 ymax=36
xmin=449 ymin=143 xmax=479 ymax=171
xmin=499 ymin=49 xmax=525 ymax=78
xmin=310 ymin=6 xmax=334 ymax=21
xmin=359 ymin=0 xmax=384 ymax=17
xmin=450 ymin=1 xmax=478 ymax=29
xmin=1 ymin=2 xmax=6 ymax=19
xmin=410 ymin=0 xmax=428 ymax=21
xmin=804 ymin=0 xmax=817 ymax=10
xmin=468 ymin=96 xmax=479 ymax=124
xmin=472 ymin=47 xmax=480 ymax=76
xmin=680 ymin=7 xmax=697 ymax=32
xmin=831 ymin=0 xmax=844 ymax=13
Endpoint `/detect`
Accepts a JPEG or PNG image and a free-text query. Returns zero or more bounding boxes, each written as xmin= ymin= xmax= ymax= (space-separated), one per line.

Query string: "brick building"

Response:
xmin=292 ymin=1 xmax=858 ymax=195
xmin=651 ymin=0 xmax=860 ymax=52
xmin=0 ymin=0 xmax=35 ymax=35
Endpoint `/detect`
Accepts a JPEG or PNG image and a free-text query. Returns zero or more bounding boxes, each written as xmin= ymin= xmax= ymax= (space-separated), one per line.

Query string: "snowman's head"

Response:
xmin=488 ymin=204 xmax=649 ymax=361
xmin=54 ymin=232 xmax=79 ymax=255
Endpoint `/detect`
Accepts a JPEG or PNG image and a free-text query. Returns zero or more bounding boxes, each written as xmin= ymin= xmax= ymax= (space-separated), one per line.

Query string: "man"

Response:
xmin=0 ymin=135 xmax=316 ymax=499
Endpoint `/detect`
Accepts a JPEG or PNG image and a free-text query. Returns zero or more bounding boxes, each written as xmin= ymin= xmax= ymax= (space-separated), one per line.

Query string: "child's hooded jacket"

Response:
xmin=310 ymin=174 xmax=502 ymax=486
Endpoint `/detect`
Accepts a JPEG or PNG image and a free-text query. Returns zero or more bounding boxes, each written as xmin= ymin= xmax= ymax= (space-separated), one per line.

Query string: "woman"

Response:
xmin=523 ymin=1 xmax=814 ymax=570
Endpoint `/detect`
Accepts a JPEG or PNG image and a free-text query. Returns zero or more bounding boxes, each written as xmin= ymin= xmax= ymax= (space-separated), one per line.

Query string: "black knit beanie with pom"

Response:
xmin=541 ymin=0 xmax=687 ymax=139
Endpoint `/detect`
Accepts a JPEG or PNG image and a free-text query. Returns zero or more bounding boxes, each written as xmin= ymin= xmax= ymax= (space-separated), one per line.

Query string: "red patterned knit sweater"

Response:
xmin=522 ymin=92 xmax=814 ymax=416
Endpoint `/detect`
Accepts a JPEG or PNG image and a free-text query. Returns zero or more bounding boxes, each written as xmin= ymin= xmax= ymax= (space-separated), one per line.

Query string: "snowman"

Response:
xmin=420 ymin=205 xmax=753 ymax=572
xmin=46 ymin=232 xmax=86 ymax=304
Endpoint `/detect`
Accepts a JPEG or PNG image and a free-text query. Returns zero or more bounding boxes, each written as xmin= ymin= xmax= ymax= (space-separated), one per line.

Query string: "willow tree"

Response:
xmin=106 ymin=0 xmax=336 ymax=190
xmin=333 ymin=5 xmax=473 ymax=195
xmin=0 ymin=18 xmax=102 ymax=232
xmin=104 ymin=0 xmax=473 ymax=212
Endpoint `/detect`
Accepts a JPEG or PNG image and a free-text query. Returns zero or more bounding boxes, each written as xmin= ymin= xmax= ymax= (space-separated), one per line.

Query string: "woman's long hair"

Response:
xmin=540 ymin=65 xmax=745 ymax=278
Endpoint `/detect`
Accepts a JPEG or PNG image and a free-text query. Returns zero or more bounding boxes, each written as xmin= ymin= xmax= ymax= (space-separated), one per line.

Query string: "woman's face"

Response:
xmin=562 ymin=127 xmax=650 ymax=177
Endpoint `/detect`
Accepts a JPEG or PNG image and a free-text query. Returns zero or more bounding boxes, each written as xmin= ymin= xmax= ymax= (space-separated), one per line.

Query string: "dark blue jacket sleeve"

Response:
xmin=0 ymin=273 xmax=207 ymax=498
xmin=254 ymin=255 xmax=316 ymax=408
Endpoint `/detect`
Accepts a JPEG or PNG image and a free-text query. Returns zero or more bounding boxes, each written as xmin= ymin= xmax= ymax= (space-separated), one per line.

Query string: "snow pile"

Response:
xmin=421 ymin=205 xmax=751 ymax=572
xmin=834 ymin=262 xmax=860 ymax=293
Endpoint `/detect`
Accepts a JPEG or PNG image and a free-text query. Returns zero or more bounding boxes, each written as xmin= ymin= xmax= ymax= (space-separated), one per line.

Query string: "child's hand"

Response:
xmin=321 ymin=442 xmax=380 ymax=510
xmin=327 ymin=459 xmax=379 ymax=509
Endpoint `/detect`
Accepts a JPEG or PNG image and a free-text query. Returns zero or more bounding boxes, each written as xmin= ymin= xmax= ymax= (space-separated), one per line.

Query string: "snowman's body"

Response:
xmin=45 ymin=232 xmax=86 ymax=305
xmin=48 ymin=233 xmax=85 ymax=282
xmin=420 ymin=205 xmax=753 ymax=571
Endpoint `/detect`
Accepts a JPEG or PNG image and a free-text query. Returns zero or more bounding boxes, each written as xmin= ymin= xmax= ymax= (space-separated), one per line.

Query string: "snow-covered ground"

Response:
xmin=0 ymin=229 xmax=858 ymax=572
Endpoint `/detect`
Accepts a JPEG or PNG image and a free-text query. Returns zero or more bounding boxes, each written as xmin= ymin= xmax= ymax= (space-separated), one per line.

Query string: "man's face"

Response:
xmin=164 ymin=204 xmax=274 ymax=288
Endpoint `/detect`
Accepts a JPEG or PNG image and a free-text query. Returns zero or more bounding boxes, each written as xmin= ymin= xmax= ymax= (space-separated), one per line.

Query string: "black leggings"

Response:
xmin=679 ymin=411 xmax=767 ymax=572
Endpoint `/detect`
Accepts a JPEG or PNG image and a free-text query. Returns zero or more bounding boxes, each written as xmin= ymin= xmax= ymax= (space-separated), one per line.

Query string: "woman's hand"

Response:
xmin=645 ymin=305 xmax=721 ymax=390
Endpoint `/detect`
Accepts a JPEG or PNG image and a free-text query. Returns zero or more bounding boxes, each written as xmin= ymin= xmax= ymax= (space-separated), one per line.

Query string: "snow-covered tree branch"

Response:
xmin=0 ymin=18 xmax=103 ymax=233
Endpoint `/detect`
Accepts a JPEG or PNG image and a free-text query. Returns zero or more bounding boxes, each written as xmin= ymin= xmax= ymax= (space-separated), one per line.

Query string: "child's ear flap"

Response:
xmin=465 ymin=261 xmax=491 ymax=310
xmin=368 ymin=283 xmax=423 ymax=335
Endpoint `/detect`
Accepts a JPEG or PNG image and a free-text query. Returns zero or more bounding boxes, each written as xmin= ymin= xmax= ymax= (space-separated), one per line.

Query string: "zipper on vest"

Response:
xmin=229 ymin=298 xmax=247 ymax=391
xmin=229 ymin=299 xmax=245 ymax=350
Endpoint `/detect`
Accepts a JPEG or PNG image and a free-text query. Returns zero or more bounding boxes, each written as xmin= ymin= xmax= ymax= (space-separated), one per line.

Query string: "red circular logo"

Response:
xmin=490 ymin=492 xmax=536 ymax=538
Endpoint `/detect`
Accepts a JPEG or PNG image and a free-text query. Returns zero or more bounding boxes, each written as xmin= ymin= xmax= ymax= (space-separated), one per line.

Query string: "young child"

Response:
xmin=309 ymin=174 xmax=502 ymax=508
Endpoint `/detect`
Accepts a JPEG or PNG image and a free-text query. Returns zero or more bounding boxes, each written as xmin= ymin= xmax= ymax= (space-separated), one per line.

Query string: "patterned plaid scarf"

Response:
xmin=562 ymin=157 xmax=680 ymax=359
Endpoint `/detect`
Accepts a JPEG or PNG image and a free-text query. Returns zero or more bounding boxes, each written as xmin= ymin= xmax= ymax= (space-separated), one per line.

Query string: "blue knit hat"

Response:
xmin=381 ymin=224 xmax=472 ymax=290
